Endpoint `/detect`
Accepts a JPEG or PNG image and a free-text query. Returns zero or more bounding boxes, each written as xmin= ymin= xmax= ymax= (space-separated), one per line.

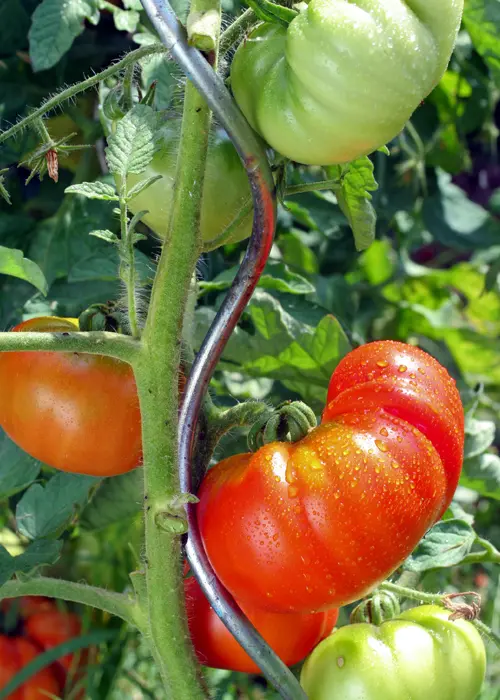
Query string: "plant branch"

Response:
xmin=0 ymin=578 xmax=146 ymax=630
xmin=286 ymin=179 xmax=341 ymax=196
xmin=219 ymin=8 xmax=256 ymax=55
xmin=0 ymin=45 xmax=166 ymax=146
xmin=132 ymin=1 xmax=222 ymax=696
xmin=0 ymin=331 xmax=141 ymax=364
xmin=118 ymin=178 xmax=141 ymax=339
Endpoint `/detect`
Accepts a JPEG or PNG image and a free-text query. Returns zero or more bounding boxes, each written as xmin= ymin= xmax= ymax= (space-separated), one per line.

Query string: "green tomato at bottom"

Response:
xmin=300 ymin=605 xmax=486 ymax=700
xmin=122 ymin=123 xmax=253 ymax=251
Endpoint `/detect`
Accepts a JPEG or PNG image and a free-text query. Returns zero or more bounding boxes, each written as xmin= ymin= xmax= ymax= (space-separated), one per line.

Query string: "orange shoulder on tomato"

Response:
xmin=0 ymin=635 xmax=60 ymax=700
xmin=198 ymin=341 xmax=464 ymax=614
xmin=184 ymin=569 xmax=338 ymax=673
xmin=0 ymin=317 xmax=141 ymax=477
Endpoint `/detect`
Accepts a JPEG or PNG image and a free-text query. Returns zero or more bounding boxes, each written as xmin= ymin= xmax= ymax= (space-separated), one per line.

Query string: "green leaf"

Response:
xmin=326 ymin=157 xmax=378 ymax=251
xmin=460 ymin=453 xmax=500 ymax=500
xmin=463 ymin=0 xmax=500 ymax=87
xmin=89 ymin=229 xmax=118 ymax=244
xmin=195 ymin=291 xmax=351 ymax=408
xmin=105 ymin=104 xmax=159 ymax=178
xmin=464 ymin=417 xmax=495 ymax=460
xmin=403 ymin=519 xmax=476 ymax=572
xmin=80 ymin=469 xmax=144 ymax=531
xmin=0 ymin=540 xmax=63 ymax=587
xmin=199 ymin=260 xmax=315 ymax=296
xmin=423 ymin=171 xmax=500 ymax=249
xmin=0 ymin=429 xmax=41 ymax=499
xmin=127 ymin=175 xmax=163 ymax=201
xmin=16 ymin=473 xmax=98 ymax=540
xmin=28 ymin=0 xmax=100 ymax=72
xmin=112 ymin=7 xmax=140 ymax=32
xmin=65 ymin=182 xmax=119 ymax=201
xmin=0 ymin=246 xmax=48 ymax=295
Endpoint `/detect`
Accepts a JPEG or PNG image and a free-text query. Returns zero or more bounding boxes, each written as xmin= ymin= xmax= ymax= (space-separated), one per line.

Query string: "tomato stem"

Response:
xmin=219 ymin=8 xmax=256 ymax=55
xmin=0 ymin=579 xmax=145 ymax=630
xmin=0 ymin=330 xmax=140 ymax=363
xmin=0 ymin=44 xmax=167 ymax=147
xmin=131 ymin=0 xmax=222 ymax=696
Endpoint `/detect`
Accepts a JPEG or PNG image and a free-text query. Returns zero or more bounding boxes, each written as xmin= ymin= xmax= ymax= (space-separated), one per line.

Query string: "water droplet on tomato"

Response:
xmin=398 ymin=364 xmax=407 ymax=373
xmin=379 ymin=427 xmax=389 ymax=437
xmin=375 ymin=439 xmax=388 ymax=453
xmin=376 ymin=360 xmax=388 ymax=368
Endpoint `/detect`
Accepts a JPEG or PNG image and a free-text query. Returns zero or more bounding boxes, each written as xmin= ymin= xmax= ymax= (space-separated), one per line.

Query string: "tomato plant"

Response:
xmin=0 ymin=317 xmax=141 ymax=477
xmin=300 ymin=605 xmax=486 ymax=700
xmin=230 ymin=1 xmax=464 ymax=165
xmin=198 ymin=341 xmax=463 ymax=613
xmin=121 ymin=121 xmax=253 ymax=251
xmin=0 ymin=636 xmax=61 ymax=700
xmin=185 ymin=569 xmax=338 ymax=673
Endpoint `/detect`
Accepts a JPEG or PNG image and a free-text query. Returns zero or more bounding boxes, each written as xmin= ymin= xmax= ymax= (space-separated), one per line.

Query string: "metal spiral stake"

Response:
xmin=140 ymin=1 xmax=307 ymax=698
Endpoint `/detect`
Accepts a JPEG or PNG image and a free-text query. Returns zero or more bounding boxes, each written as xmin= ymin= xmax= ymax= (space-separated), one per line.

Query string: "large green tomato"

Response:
xmin=300 ymin=605 xmax=486 ymax=700
xmin=123 ymin=123 xmax=253 ymax=251
xmin=230 ymin=0 xmax=464 ymax=165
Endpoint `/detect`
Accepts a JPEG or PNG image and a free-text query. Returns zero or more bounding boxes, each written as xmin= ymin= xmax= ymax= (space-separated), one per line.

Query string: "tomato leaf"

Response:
xmin=0 ymin=540 xmax=62 ymax=586
xmin=403 ymin=519 xmax=476 ymax=572
xmin=28 ymin=0 xmax=100 ymax=73
xmin=325 ymin=157 xmax=378 ymax=252
xmin=464 ymin=417 xmax=496 ymax=460
xmin=199 ymin=260 xmax=315 ymax=296
xmin=460 ymin=453 xmax=500 ymax=501
xmin=0 ymin=429 xmax=41 ymax=499
xmin=65 ymin=182 xmax=119 ymax=201
xmin=79 ymin=469 xmax=144 ymax=531
xmin=105 ymin=104 xmax=159 ymax=178
xmin=0 ymin=246 xmax=48 ymax=295
xmin=16 ymin=473 xmax=98 ymax=540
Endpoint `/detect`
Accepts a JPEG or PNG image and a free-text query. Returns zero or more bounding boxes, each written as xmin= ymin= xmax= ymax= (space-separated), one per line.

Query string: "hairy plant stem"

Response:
xmin=118 ymin=177 xmax=140 ymax=338
xmin=0 ymin=45 xmax=166 ymax=146
xmin=132 ymin=4 xmax=221 ymax=694
xmin=0 ymin=579 xmax=145 ymax=629
xmin=219 ymin=8 xmax=256 ymax=55
xmin=0 ymin=330 xmax=140 ymax=361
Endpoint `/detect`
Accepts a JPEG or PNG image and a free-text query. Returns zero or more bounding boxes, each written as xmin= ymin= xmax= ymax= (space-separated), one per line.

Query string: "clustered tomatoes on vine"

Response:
xmin=0 ymin=597 xmax=87 ymax=699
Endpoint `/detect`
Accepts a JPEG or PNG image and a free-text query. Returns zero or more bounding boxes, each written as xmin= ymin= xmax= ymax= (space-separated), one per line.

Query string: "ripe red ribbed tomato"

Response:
xmin=198 ymin=341 xmax=464 ymax=613
xmin=185 ymin=571 xmax=338 ymax=673
xmin=0 ymin=317 xmax=142 ymax=477
xmin=323 ymin=341 xmax=464 ymax=515
xmin=0 ymin=636 xmax=60 ymax=700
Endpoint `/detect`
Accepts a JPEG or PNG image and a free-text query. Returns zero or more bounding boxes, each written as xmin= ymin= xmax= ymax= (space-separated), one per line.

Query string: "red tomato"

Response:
xmin=0 ymin=636 xmax=60 ymax=700
xmin=24 ymin=609 xmax=82 ymax=675
xmin=0 ymin=317 xmax=142 ymax=477
xmin=323 ymin=340 xmax=464 ymax=514
xmin=1 ymin=597 xmax=56 ymax=618
xmin=184 ymin=572 xmax=338 ymax=673
xmin=198 ymin=341 xmax=463 ymax=613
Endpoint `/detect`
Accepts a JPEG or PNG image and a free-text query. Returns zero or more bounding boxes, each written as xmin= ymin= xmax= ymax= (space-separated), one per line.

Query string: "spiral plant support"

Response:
xmin=139 ymin=0 xmax=308 ymax=697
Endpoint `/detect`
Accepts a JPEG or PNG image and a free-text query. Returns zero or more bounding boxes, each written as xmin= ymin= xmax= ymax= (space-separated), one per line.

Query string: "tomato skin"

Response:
xmin=230 ymin=2 xmax=463 ymax=165
xmin=24 ymin=609 xmax=82 ymax=675
xmin=0 ymin=317 xmax=142 ymax=477
xmin=198 ymin=409 xmax=447 ymax=613
xmin=323 ymin=340 xmax=464 ymax=515
xmin=0 ymin=636 xmax=60 ymax=700
xmin=300 ymin=605 xmax=486 ymax=700
xmin=185 ymin=572 xmax=338 ymax=673
xmin=122 ymin=123 xmax=253 ymax=251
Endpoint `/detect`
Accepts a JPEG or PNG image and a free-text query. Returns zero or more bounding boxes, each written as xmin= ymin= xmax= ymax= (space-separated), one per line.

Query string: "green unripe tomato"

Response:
xmin=122 ymin=123 xmax=253 ymax=251
xmin=230 ymin=0 xmax=464 ymax=165
xmin=300 ymin=605 xmax=486 ymax=700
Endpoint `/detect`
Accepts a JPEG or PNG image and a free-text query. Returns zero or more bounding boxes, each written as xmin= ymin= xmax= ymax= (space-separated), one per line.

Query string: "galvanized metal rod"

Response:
xmin=139 ymin=1 xmax=307 ymax=698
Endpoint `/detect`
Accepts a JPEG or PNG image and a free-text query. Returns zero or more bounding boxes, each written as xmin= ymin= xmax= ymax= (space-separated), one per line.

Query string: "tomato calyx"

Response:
xmin=247 ymin=400 xmax=317 ymax=451
xmin=350 ymin=591 xmax=401 ymax=626
xmin=78 ymin=301 xmax=123 ymax=332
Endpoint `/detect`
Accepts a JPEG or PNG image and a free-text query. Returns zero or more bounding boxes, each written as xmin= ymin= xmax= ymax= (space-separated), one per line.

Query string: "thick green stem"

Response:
xmin=0 ymin=330 xmax=140 ymax=363
xmin=0 ymin=579 xmax=145 ymax=629
xmin=0 ymin=45 xmax=166 ymax=146
xmin=133 ymin=5 xmax=221 ymax=694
